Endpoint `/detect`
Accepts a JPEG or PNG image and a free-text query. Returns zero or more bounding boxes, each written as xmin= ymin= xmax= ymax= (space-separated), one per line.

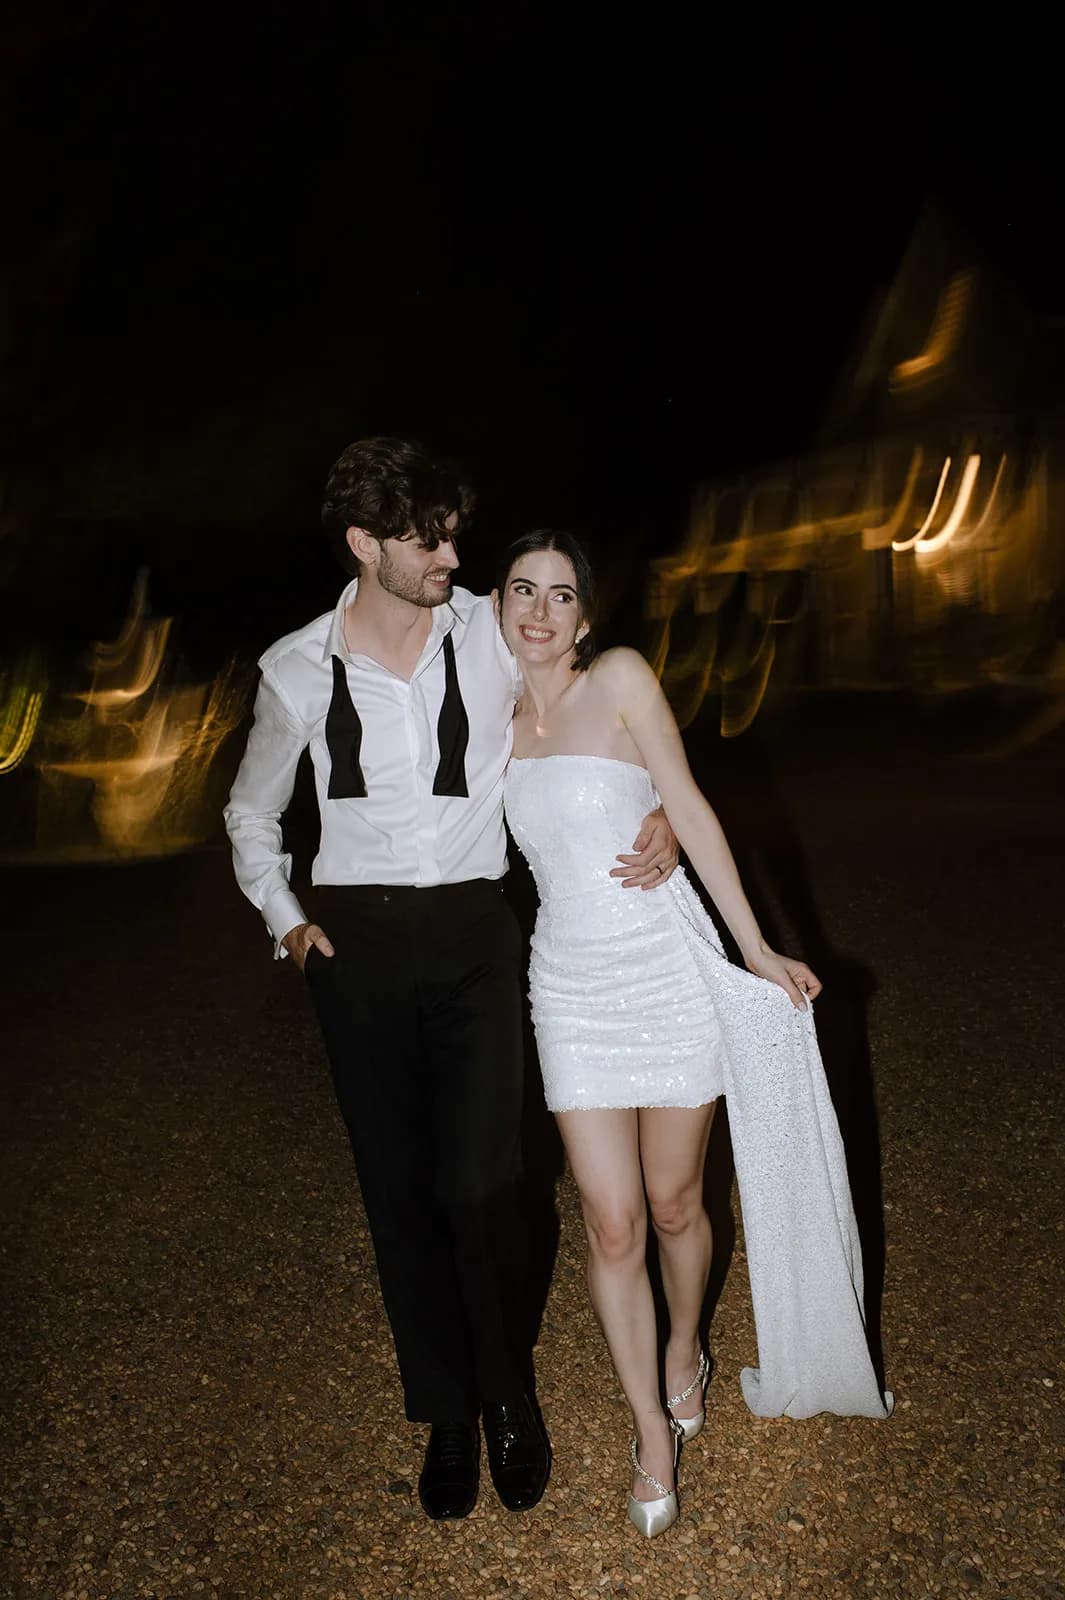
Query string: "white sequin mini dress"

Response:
xmin=506 ymin=754 xmax=724 ymax=1110
xmin=504 ymin=754 xmax=892 ymax=1419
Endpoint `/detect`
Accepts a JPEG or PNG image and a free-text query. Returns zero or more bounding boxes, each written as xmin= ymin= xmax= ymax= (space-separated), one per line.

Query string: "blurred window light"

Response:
xmin=915 ymin=455 xmax=981 ymax=554
xmin=968 ymin=455 xmax=1008 ymax=541
xmin=892 ymin=457 xmax=952 ymax=552
xmin=862 ymin=449 xmax=924 ymax=550
xmin=890 ymin=270 xmax=974 ymax=389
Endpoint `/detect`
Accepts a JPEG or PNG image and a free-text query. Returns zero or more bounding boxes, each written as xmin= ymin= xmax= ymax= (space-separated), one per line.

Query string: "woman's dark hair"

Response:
xmin=497 ymin=529 xmax=599 ymax=672
xmin=321 ymin=436 xmax=476 ymax=575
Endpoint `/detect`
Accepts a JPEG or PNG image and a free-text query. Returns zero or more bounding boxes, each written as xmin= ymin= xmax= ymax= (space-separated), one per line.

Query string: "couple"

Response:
xmin=225 ymin=437 xmax=890 ymax=1540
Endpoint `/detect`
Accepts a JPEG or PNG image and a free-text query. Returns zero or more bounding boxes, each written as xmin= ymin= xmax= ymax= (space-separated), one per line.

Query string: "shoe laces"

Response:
xmin=429 ymin=1424 xmax=475 ymax=1470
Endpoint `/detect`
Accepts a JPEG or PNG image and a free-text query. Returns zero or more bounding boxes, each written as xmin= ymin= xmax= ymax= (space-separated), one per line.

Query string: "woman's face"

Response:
xmin=497 ymin=549 xmax=585 ymax=666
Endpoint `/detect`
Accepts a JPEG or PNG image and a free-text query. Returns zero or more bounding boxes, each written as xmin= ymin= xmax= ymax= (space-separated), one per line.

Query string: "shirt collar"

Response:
xmin=323 ymin=577 xmax=472 ymax=665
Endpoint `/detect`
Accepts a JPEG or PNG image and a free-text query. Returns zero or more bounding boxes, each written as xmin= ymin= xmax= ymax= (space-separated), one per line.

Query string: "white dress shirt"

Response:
xmin=224 ymin=581 xmax=521 ymax=953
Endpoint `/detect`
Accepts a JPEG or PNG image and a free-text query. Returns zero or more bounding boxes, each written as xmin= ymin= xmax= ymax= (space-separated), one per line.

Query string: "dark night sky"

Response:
xmin=2 ymin=7 xmax=1058 ymax=649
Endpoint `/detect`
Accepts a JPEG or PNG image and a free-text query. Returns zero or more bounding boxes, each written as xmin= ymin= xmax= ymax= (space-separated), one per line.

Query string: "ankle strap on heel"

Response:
xmin=667 ymin=1350 xmax=710 ymax=1410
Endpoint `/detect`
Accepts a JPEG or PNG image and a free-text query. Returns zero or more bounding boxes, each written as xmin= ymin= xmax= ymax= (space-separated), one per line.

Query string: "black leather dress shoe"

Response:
xmin=482 ymin=1394 xmax=551 ymax=1512
xmin=418 ymin=1422 xmax=480 ymax=1520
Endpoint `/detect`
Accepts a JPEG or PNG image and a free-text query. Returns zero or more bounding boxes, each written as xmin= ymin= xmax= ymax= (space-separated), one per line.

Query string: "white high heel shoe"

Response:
xmin=667 ymin=1349 xmax=711 ymax=1442
xmin=627 ymin=1414 xmax=684 ymax=1538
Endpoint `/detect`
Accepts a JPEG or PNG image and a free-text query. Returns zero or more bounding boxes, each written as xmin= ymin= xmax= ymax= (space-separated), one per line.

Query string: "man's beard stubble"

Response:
xmin=377 ymin=545 xmax=453 ymax=608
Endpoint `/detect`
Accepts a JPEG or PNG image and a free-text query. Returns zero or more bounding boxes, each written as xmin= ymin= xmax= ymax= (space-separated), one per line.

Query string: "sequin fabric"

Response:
xmin=506 ymin=756 xmax=723 ymax=1111
xmin=505 ymin=754 xmax=892 ymax=1420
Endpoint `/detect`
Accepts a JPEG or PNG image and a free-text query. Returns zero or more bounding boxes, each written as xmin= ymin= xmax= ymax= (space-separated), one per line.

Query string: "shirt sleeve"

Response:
xmin=491 ymin=611 xmax=523 ymax=700
xmin=223 ymin=665 xmax=310 ymax=957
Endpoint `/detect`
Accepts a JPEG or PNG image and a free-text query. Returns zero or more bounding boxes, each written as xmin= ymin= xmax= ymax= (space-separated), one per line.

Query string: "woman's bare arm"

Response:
xmin=602 ymin=648 xmax=820 ymax=1006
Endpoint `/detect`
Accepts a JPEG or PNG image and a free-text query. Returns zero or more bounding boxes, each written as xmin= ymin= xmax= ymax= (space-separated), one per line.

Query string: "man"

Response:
xmin=224 ymin=437 xmax=677 ymax=1520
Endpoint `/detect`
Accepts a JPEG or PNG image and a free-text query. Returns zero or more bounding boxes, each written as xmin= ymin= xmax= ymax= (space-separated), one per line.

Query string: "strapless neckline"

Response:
xmin=509 ymin=752 xmax=649 ymax=775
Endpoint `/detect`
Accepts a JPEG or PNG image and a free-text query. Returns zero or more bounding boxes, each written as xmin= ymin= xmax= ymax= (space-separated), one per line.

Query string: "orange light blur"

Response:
xmin=891 ymin=458 xmax=953 ymax=553
xmin=915 ymin=455 xmax=981 ymax=555
xmin=890 ymin=271 xmax=974 ymax=389
xmin=11 ymin=574 xmax=250 ymax=860
xmin=645 ymin=221 xmax=1065 ymax=738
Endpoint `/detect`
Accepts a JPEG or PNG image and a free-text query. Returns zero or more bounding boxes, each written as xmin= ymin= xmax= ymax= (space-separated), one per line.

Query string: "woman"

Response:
xmin=496 ymin=531 xmax=891 ymax=1538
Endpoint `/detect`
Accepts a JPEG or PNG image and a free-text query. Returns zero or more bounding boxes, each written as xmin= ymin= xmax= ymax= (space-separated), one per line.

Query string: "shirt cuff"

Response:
xmin=263 ymin=887 xmax=309 ymax=960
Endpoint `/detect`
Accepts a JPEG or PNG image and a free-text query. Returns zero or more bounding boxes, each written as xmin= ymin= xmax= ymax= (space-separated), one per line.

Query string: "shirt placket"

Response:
xmin=411 ymin=630 xmax=449 ymax=886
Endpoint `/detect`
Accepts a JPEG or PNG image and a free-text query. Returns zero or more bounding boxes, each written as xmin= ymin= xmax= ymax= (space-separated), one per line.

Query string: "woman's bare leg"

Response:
xmin=556 ymin=1108 xmax=676 ymax=1500
xmin=639 ymin=1101 xmax=717 ymax=1424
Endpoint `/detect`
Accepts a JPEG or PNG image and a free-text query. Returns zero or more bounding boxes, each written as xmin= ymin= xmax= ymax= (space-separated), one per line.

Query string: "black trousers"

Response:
xmin=305 ymin=879 xmax=528 ymax=1423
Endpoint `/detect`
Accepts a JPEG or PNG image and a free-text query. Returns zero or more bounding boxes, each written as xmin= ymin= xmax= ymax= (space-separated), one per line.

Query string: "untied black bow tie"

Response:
xmin=325 ymin=632 xmax=470 ymax=800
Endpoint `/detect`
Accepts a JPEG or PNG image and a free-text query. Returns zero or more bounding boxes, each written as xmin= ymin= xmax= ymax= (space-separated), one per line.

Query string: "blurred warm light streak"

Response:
xmin=0 ymin=652 xmax=45 ymax=775
xmin=3 ymin=574 xmax=249 ymax=860
xmin=42 ymin=661 xmax=246 ymax=852
xmin=71 ymin=569 xmax=173 ymax=707
xmin=647 ymin=438 xmax=1064 ymax=736
xmin=861 ymin=450 xmax=924 ymax=550
xmin=914 ymin=455 xmax=981 ymax=555
xmin=970 ymin=455 xmax=1008 ymax=541
xmin=646 ymin=216 xmax=1065 ymax=739
xmin=890 ymin=271 xmax=974 ymax=389
xmin=891 ymin=457 xmax=953 ymax=552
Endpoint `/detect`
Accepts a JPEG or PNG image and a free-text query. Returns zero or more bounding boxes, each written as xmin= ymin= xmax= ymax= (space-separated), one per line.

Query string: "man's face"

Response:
xmin=376 ymin=512 xmax=460 ymax=608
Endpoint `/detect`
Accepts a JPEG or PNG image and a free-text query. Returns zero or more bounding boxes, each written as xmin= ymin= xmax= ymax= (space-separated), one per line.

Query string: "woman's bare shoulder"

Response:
xmin=590 ymin=647 xmax=663 ymax=715
xmin=590 ymin=646 xmax=658 ymax=686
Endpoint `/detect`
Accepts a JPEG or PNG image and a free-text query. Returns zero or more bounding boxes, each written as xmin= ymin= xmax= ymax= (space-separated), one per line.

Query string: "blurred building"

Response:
xmin=649 ymin=208 xmax=1065 ymax=733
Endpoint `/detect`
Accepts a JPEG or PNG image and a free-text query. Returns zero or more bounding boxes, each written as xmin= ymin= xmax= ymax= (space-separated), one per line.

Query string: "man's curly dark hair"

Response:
xmin=321 ymin=436 xmax=476 ymax=575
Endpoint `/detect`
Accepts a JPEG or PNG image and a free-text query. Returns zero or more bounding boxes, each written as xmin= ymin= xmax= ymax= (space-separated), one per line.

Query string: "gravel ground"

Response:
xmin=1 ymin=712 xmax=1062 ymax=1600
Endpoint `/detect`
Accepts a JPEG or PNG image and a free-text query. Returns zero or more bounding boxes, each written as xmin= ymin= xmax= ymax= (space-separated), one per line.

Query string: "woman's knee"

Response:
xmin=648 ymin=1183 xmax=705 ymax=1239
xmin=582 ymin=1201 xmax=645 ymax=1265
